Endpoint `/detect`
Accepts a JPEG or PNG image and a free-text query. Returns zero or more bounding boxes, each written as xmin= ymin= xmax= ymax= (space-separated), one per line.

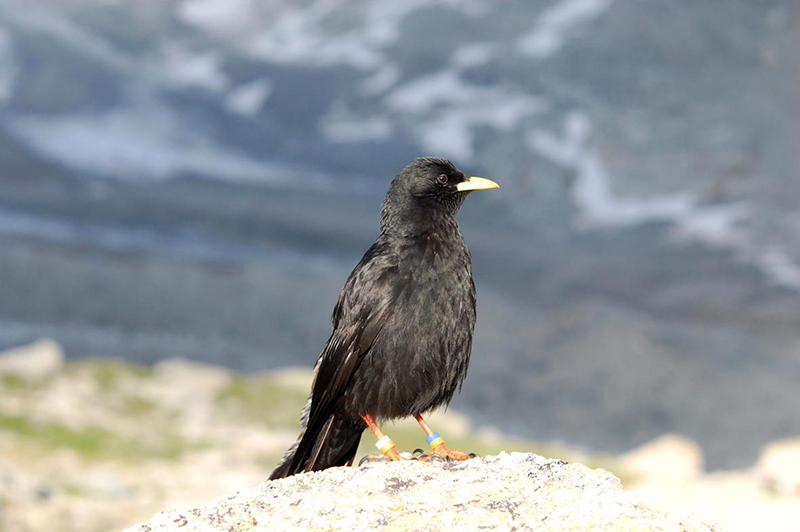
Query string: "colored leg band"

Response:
xmin=426 ymin=432 xmax=445 ymax=449
xmin=375 ymin=435 xmax=396 ymax=454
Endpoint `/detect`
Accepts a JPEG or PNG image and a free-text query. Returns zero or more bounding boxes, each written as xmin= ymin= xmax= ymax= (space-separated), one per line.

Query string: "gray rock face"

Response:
xmin=126 ymin=453 xmax=723 ymax=532
xmin=2 ymin=0 xmax=800 ymax=469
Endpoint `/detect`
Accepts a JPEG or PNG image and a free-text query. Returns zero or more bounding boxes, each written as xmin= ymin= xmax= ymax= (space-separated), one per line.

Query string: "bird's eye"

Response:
xmin=437 ymin=174 xmax=448 ymax=184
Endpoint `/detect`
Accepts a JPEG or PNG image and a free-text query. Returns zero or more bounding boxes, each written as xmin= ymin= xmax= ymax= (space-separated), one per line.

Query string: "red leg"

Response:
xmin=361 ymin=414 xmax=403 ymax=461
xmin=414 ymin=414 xmax=474 ymax=460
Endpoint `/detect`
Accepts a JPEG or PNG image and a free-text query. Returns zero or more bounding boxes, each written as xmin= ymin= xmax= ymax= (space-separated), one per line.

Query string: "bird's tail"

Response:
xmin=269 ymin=413 xmax=363 ymax=480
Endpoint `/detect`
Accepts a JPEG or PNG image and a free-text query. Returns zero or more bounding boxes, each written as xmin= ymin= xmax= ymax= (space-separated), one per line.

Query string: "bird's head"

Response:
xmin=381 ymin=157 xmax=499 ymax=234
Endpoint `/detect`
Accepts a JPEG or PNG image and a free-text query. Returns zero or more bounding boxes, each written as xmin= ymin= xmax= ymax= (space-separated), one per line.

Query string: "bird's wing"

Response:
xmin=288 ymin=239 xmax=399 ymax=471
xmin=312 ymin=238 xmax=397 ymax=420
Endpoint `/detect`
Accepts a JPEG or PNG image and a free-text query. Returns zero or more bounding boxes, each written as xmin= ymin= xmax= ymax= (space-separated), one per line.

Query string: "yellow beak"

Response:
xmin=456 ymin=176 xmax=500 ymax=192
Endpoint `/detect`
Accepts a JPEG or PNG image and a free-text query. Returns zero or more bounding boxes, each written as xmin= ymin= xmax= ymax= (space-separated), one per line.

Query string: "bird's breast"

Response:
xmin=347 ymin=232 xmax=476 ymax=419
xmin=398 ymin=231 xmax=470 ymax=280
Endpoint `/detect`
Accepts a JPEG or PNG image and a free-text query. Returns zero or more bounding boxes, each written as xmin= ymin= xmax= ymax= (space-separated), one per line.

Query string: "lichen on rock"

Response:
xmin=126 ymin=452 xmax=724 ymax=532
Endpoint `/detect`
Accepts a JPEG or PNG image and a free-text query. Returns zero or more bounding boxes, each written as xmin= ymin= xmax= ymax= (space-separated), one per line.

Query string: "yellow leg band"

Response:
xmin=428 ymin=436 xmax=445 ymax=450
xmin=375 ymin=435 xmax=396 ymax=455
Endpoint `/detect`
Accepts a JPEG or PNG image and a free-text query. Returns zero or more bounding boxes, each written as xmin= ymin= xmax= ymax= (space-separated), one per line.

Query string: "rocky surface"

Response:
xmin=0 ymin=338 xmax=63 ymax=379
xmin=0 ymin=341 xmax=562 ymax=532
xmin=622 ymin=435 xmax=800 ymax=532
xmin=125 ymin=453 xmax=722 ymax=532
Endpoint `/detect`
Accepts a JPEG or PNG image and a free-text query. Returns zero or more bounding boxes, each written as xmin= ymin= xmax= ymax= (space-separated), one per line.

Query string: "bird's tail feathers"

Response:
xmin=269 ymin=413 xmax=363 ymax=479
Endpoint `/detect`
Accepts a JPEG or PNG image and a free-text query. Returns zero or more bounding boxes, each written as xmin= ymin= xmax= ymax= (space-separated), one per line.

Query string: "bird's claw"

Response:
xmin=359 ymin=452 xmax=418 ymax=466
xmin=357 ymin=446 xmax=476 ymax=467
xmin=414 ymin=452 xmax=447 ymax=463
xmin=427 ymin=444 xmax=478 ymax=461
xmin=359 ymin=453 xmax=389 ymax=466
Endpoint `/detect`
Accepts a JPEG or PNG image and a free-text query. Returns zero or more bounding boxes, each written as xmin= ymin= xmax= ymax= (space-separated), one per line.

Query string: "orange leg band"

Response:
xmin=414 ymin=414 xmax=472 ymax=460
xmin=361 ymin=414 xmax=401 ymax=460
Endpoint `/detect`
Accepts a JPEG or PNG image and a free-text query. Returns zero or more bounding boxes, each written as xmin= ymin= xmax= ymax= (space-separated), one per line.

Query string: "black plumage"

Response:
xmin=270 ymin=157 xmax=498 ymax=479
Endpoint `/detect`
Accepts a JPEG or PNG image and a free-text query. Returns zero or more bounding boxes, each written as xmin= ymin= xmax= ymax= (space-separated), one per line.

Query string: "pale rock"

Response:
xmin=126 ymin=453 xmax=724 ymax=532
xmin=0 ymin=457 xmax=53 ymax=503
xmin=755 ymin=438 xmax=800 ymax=497
xmin=264 ymin=367 xmax=312 ymax=392
xmin=0 ymin=339 xmax=64 ymax=380
xmin=74 ymin=469 xmax=136 ymax=498
xmin=622 ymin=433 xmax=704 ymax=479
xmin=149 ymin=358 xmax=233 ymax=437
xmin=153 ymin=358 xmax=232 ymax=394
xmin=629 ymin=469 xmax=800 ymax=532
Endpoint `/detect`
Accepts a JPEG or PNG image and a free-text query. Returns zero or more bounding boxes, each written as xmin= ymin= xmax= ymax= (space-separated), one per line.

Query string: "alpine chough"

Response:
xmin=270 ymin=157 xmax=499 ymax=479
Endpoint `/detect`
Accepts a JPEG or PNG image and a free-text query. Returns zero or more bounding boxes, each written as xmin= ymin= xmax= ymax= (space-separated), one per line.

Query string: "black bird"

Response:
xmin=270 ymin=157 xmax=498 ymax=479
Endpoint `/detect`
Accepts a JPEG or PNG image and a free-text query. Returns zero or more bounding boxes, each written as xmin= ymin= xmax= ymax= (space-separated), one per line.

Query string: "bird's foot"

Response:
xmin=358 ymin=453 xmax=390 ymax=466
xmin=413 ymin=445 xmax=478 ymax=462
xmin=412 ymin=448 xmax=446 ymax=463
xmin=358 ymin=447 xmax=416 ymax=466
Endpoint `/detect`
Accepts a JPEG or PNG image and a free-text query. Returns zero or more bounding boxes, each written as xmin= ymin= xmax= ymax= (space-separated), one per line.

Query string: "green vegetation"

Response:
xmin=118 ymin=396 xmax=158 ymax=418
xmin=0 ymin=357 xmax=627 ymax=480
xmin=81 ymin=359 xmax=152 ymax=390
xmin=1 ymin=373 xmax=31 ymax=391
xmin=217 ymin=374 xmax=309 ymax=429
xmin=0 ymin=413 xmax=186 ymax=461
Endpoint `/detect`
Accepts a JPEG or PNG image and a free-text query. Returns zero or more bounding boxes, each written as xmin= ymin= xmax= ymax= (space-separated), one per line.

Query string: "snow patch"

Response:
xmin=529 ymin=112 xmax=800 ymax=289
xmin=387 ymin=71 xmax=469 ymax=113
xmin=181 ymin=0 xmax=382 ymax=69
xmin=518 ymin=0 xmax=615 ymax=59
xmin=178 ymin=0 xmax=489 ymax=77
xmin=0 ymin=26 xmax=17 ymax=103
xmin=673 ymin=203 xmax=751 ymax=248
xmin=0 ymin=207 xmax=77 ymax=242
xmin=413 ymin=94 xmax=545 ymax=161
xmin=0 ymin=206 xmax=348 ymax=270
xmin=1 ymin=2 xmax=130 ymax=70
xmin=387 ymin=70 xmax=543 ymax=116
xmin=178 ymin=0 xmax=265 ymax=34
xmin=320 ymin=107 xmax=392 ymax=143
xmin=759 ymin=247 xmax=800 ymax=288
xmin=415 ymin=113 xmax=475 ymax=161
xmin=225 ymin=78 xmax=272 ymax=117
xmin=161 ymin=47 xmax=229 ymax=92
xmin=451 ymin=43 xmax=497 ymax=69
xmin=8 ymin=105 xmax=283 ymax=184
xmin=249 ymin=24 xmax=382 ymax=70
xmin=530 ymin=112 xmax=696 ymax=227
xmin=359 ymin=65 xmax=401 ymax=96
xmin=389 ymin=70 xmax=545 ymax=161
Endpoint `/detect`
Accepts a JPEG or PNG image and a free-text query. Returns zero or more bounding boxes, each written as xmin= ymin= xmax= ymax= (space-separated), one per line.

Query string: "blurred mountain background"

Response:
xmin=0 ymin=0 xmax=799 ymax=471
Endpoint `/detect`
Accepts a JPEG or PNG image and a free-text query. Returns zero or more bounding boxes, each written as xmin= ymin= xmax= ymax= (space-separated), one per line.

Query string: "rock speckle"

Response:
xmin=125 ymin=453 xmax=724 ymax=532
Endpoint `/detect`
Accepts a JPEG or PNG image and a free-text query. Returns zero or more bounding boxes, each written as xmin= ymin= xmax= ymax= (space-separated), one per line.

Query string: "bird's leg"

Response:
xmin=414 ymin=414 xmax=475 ymax=461
xmin=360 ymin=414 xmax=404 ymax=462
